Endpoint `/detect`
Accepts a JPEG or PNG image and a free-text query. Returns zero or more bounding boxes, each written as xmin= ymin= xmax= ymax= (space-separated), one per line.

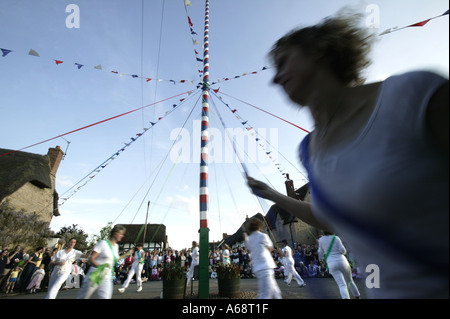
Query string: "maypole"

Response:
xmin=198 ymin=0 xmax=210 ymax=298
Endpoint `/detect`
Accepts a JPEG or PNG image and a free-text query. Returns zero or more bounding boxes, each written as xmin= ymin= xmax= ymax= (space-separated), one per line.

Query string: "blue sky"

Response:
xmin=1 ymin=0 xmax=448 ymax=250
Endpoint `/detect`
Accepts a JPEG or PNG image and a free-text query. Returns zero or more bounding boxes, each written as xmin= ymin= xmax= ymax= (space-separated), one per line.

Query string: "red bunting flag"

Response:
xmin=188 ymin=16 xmax=193 ymax=27
xmin=146 ymin=78 xmax=152 ymax=82
xmin=232 ymin=109 xmax=237 ymax=113
xmin=409 ymin=19 xmax=431 ymax=27
xmin=213 ymin=88 xmax=220 ymax=93
xmin=54 ymin=60 xmax=63 ymax=65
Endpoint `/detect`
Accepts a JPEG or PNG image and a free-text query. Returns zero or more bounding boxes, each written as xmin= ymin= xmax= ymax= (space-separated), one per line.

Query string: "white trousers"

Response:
xmin=284 ymin=262 xmax=304 ymax=286
xmin=327 ymin=260 xmax=360 ymax=299
xmin=254 ymin=269 xmax=282 ymax=299
xmin=186 ymin=260 xmax=199 ymax=284
xmin=122 ymin=263 xmax=144 ymax=288
xmin=45 ymin=270 xmax=71 ymax=299
xmin=77 ymin=268 xmax=113 ymax=299
xmin=65 ymin=273 xmax=81 ymax=289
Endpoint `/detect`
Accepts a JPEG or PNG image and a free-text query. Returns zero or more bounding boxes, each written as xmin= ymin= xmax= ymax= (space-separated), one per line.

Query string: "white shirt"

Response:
xmin=318 ymin=235 xmax=347 ymax=264
xmin=133 ymin=249 xmax=144 ymax=265
xmin=92 ymin=240 xmax=118 ymax=268
xmin=191 ymin=247 xmax=199 ymax=265
xmin=52 ymin=249 xmax=83 ymax=273
xmin=300 ymin=71 xmax=449 ymax=298
xmin=244 ymin=231 xmax=276 ymax=273
xmin=281 ymin=245 xmax=294 ymax=265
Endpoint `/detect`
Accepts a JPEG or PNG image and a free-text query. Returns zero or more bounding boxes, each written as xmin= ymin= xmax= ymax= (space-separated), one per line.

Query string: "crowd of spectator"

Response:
xmin=111 ymin=242 xmax=337 ymax=286
xmin=1 ymin=240 xmax=358 ymax=295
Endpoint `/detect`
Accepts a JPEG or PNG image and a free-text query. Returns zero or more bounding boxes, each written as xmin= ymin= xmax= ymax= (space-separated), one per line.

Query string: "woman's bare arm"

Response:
xmin=247 ymin=176 xmax=332 ymax=232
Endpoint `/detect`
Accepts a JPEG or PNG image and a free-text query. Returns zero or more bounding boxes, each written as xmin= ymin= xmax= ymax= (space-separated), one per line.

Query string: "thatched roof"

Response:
xmin=0 ymin=148 xmax=60 ymax=216
xmin=120 ymin=223 xmax=166 ymax=244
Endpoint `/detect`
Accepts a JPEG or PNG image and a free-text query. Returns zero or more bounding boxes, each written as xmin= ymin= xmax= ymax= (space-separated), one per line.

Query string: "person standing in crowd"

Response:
xmin=222 ymin=244 xmax=231 ymax=265
xmin=0 ymin=248 xmax=10 ymax=289
xmin=280 ymin=240 xmax=306 ymax=287
xmin=6 ymin=245 xmax=23 ymax=274
xmin=244 ymin=218 xmax=281 ymax=299
xmin=19 ymin=246 xmax=43 ymax=292
xmin=78 ymin=225 xmax=129 ymax=299
xmin=247 ymin=9 xmax=448 ymax=298
xmin=45 ymin=239 xmax=86 ymax=299
xmin=118 ymin=243 xmax=145 ymax=293
xmin=26 ymin=264 xmax=45 ymax=293
xmin=5 ymin=265 xmax=22 ymax=294
xmin=319 ymin=232 xmax=360 ymax=299
xmin=186 ymin=241 xmax=199 ymax=286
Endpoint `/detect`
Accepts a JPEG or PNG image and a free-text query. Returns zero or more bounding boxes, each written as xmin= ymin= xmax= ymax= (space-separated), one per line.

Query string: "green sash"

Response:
xmin=324 ymin=235 xmax=336 ymax=271
xmin=89 ymin=240 xmax=117 ymax=287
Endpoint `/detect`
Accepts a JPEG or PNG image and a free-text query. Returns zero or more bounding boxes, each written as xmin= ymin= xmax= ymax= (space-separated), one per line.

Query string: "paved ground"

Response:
xmin=1 ymin=276 xmax=368 ymax=300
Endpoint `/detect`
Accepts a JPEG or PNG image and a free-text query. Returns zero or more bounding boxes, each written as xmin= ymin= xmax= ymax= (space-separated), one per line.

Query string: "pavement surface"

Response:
xmin=1 ymin=276 xmax=368 ymax=300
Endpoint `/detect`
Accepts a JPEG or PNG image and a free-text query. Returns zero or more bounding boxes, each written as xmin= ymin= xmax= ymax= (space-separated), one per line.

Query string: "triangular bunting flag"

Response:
xmin=94 ymin=64 xmax=102 ymax=70
xmin=188 ymin=16 xmax=194 ymax=27
xmin=54 ymin=60 xmax=63 ymax=65
xmin=184 ymin=0 xmax=192 ymax=7
xmin=28 ymin=49 xmax=40 ymax=57
xmin=75 ymin=63 xmax=84 ymax=69
xmin=1 ymin=48 xmax=12 ymax=57
xmin=192 ymin=39 xmax=201 ymax=45
xmin=443 ymin=10 xmax=449 ymax=15
xmin=213 ymin=88 xmax=220 ymax=93
xmin=409 ymin=19 xmax=431 ymax=27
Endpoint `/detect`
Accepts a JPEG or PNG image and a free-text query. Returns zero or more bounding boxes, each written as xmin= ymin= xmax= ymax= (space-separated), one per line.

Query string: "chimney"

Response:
xmin=47 ymin=146 xmax=64 ymax=176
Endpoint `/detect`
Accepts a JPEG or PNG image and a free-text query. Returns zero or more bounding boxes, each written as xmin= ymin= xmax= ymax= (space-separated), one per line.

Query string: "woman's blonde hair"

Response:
xmin=270 ymin=10 xmax=374 ymax=86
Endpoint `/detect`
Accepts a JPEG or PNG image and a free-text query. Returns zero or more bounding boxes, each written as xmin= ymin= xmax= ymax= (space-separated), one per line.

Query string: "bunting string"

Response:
xmin=0 ymin=46 xmax=271 ymax=90
xmin=379 ymin=9 xmax=448 ymax=36
xmin=0 ymin=46 xmax=198 ymax=85
xmin=217 ymin=90 xmax=311 ymax=133
xmin=210 ymin=66 xmax=272 ymax=86
xmin=58 ymin=89 xmax=201 ymax=206
xmin=183 ymin=0 xmax=204 ymax=78
xmin=0 ymin=90 xmax=195 ymax=159
xmin=128 ymin=95 xmax=200 ymax=225
xmin=210 ymin=91 xmax=308 ymax=181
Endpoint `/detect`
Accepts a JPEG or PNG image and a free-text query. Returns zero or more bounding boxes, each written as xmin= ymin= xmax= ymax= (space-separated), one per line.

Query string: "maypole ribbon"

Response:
xmin=58 ymin=89 xmax=201 ymax=205
xmin=210 ymin=91 xmax=308 ymax=181
xmin=218 ymin=90 xmax=311 ymax=134
xmin=0 ymin=90 xmax=193 ymax=159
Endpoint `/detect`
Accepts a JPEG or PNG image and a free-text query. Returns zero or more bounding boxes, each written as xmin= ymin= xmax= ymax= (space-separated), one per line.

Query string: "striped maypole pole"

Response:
xmin=198 ymin=0 xmax=210 ymax=298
